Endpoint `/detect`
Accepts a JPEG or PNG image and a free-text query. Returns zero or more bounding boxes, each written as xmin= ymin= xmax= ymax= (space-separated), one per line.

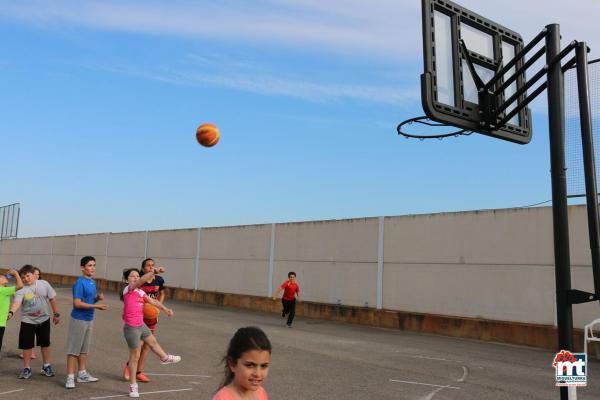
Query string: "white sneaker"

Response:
xmin=65 ymin=376 xmax=75 ymax=389
xmin=77 ymin=371 xmax=99 ymax=383
xmin=160 ymin=354 xmax=181 ymax=365
xmin=129 ymin=383 xmax=139 ymax=398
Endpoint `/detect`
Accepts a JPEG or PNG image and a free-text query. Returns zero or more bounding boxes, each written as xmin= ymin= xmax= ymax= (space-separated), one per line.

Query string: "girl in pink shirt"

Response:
xmin=121 ymin=267 xmax=181 ymax=398
xmin=212 ymin=327 xmax=271 ymax=400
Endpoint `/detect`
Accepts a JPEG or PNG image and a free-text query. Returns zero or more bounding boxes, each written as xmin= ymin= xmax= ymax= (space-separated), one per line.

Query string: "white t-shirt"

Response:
xmin=14 ymin=280 xmax=56 ymax=324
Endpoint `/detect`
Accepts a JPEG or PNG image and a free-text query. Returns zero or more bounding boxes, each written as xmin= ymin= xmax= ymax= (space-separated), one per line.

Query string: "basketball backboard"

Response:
xmin=421 ymin=0 xmax=532 ymax=144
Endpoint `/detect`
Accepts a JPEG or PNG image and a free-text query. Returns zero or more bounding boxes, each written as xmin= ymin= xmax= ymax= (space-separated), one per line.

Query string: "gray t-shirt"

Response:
xmin=14 ymin=280 xmax=56 ymax=324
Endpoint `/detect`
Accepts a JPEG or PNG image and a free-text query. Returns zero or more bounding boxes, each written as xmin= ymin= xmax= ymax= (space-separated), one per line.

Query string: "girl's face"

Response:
xmin=143 ymin=259 xmax=155 ymax=274
xmin=33 ymin=270 xmax=40 ymax=280
xmin=229 ymin=350 xmax=270 ymax=393
xmin=126 ymin=270 xmax=140 ymax=284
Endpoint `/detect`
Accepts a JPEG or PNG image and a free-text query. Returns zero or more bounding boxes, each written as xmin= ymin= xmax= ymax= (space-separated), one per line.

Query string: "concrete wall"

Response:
xmin=1 ymin=205 xmax=598 ymax=329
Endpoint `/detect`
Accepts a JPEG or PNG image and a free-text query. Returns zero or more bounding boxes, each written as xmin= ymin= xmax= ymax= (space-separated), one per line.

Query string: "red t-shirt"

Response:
xmin=280 ymin=281 xmax=300 ymax=301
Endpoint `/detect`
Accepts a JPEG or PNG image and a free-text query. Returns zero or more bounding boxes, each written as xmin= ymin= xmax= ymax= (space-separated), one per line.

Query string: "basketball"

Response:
xmin=196 ymin=123 xmax=220 ymax=147
xmin=143 ymin=303 xmax=160 ymax=319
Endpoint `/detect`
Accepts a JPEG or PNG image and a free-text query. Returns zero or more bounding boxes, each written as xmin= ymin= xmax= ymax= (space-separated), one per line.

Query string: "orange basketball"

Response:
xmin=196 ymin=123 xmax=220 ymax=147
xmin=143 ymin=303 xmax=160 ymax=319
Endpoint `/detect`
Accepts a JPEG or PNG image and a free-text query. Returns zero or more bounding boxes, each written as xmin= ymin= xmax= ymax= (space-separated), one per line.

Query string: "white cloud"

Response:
xmin=83 ymin=60 xmax=419 ymax=105
xmin=0 ymin=1 xmax=598 ymax=60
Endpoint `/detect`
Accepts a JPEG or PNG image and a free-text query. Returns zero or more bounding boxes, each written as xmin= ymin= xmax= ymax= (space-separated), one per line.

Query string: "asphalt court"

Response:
xmin=1 ymin=286 xmax=599 ymax=399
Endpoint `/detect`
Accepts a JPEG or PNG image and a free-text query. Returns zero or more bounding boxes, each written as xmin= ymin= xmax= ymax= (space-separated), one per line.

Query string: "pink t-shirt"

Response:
xmin=212 ymin=386 xmax=268 ymax=400
xmin=122 ymin=286 xmax=146 ymax=327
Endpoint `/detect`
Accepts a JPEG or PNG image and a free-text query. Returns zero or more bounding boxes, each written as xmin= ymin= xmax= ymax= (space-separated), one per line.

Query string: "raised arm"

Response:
xmin=131 ymin=266 xmax=166 ymax=291
xmin=8 ymin=269 xmax=23 ymax=291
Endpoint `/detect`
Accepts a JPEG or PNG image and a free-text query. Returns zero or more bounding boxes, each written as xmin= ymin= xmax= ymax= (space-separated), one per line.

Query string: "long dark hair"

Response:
xmin=219 ymin=327 xmax=272 ymax=390
xmin=120 ymin=268 xmax=140 ymax=301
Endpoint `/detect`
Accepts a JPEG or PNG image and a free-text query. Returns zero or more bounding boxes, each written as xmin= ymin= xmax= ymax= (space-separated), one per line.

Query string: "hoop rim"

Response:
xmin=397 ymin=116 xmax=472 ymax=140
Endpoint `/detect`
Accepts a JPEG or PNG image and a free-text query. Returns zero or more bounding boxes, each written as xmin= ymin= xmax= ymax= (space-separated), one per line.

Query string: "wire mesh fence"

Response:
xmin=0 ymin=203 xmax=20 ymax=239
xmin=565 ymin=59 xmax=600 ymax=199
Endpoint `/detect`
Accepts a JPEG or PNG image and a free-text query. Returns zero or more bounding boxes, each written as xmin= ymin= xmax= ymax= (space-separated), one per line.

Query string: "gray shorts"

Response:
xmin=123 ymin=324 xmax=152 ymax=349
xmin=66 ymin=317 xmax=93 ymax=356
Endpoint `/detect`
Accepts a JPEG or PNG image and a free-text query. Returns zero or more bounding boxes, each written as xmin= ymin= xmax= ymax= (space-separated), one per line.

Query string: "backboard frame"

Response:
xmin=421 ymin=0 xmax=532 ymax=144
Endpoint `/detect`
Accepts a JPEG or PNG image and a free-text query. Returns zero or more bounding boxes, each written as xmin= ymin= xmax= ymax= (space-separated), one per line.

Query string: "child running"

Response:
xmin=122 ymin=258 xmax=167 ymax=383
xmin=121 ymin=266 xmax=181 ymax=398
xmin=9 ymin=264 xmax=60 ymax=379
xmin=213 ymin=327 xmax=271 ymax=400
xmin=65 ymin=256 xmax=108 ymax=389
xmin=272 ymin=272 xmax=301 ymax=328
xmin=1 ymin=269 xmax=23 ymax=358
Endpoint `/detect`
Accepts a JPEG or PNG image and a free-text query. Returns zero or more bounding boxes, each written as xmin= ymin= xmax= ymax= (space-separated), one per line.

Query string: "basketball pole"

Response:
xmin=546 ymin=23 xmax=574 ymax=400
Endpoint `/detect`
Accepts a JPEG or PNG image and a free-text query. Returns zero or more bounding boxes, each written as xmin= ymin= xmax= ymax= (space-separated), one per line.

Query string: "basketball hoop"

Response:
xmin=397 ymin=116 xmax=472 ymax=140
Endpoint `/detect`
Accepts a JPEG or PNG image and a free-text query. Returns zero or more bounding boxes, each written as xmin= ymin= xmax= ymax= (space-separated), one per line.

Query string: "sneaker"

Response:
xmin=123 ymin=364 xmax=130 ymax=381
xmin=160 ymin=354 xmax=181 ymax=365
xmin=65 ymin=376 xmax=75 ymax=389
xmin=41 ymin=365 xmax=55 ymax=377
xmin=136 ymin=372 xmax=151 ymax=383
xmin=18 ymin=367 xmax=32 ymax=379
xmin=286 ymin=323 xmax=292 ymax=328
xmin=77 ymin=371 xmax=99 ymax=383
xmin=129 ymin=383 xmax=139 ymax=398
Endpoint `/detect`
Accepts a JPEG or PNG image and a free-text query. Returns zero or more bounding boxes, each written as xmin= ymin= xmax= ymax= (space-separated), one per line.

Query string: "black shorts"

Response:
xmin=19 ymin=319 xmax=51 ymax=349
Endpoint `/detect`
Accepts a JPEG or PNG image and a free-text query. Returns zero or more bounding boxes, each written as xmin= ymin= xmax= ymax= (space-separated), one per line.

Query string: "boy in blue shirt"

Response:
xmin=65 ymin=256 xmax=108 ymax=389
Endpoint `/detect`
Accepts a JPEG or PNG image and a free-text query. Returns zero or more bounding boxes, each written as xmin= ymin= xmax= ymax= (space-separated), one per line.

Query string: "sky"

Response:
xmin=1 ymin=0 xmax=600 ymax=238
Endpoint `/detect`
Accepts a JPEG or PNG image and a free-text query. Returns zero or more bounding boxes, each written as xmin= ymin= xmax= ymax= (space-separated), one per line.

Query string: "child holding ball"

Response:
xmin=121 ymin=266 xmax=180 ymax=398
xmin=213 ymin=326 xmax=271 ymax=400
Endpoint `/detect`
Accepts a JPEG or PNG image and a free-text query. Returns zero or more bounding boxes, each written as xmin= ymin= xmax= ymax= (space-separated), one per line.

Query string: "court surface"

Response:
xmin=0 ymin=286 xmax=599 ymax=399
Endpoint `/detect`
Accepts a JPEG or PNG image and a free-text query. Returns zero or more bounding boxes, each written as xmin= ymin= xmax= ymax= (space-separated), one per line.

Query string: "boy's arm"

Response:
xmin=73 ymin=298 xmax=109 ymax=310
xmin=49 ymin=297 xmax=60 ymax=324
xmin=9 ymin=297 xmax=22 ymax=316
xmin=272 ymin=286 xmax=283 ymax=300
xmin=296 ymin=287 xmax=301 ymax=302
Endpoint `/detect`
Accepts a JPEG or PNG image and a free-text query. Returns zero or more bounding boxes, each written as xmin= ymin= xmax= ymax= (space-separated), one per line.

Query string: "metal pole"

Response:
xmin=546 ymin=24 xmax=573 ymax=400
xmin=575 ymin=42 xmax=600 ymax=297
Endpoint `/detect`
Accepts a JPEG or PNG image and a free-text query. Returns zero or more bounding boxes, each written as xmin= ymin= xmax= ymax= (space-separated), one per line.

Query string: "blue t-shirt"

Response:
xmin=71 ymin=276 xmax=97 ymax=321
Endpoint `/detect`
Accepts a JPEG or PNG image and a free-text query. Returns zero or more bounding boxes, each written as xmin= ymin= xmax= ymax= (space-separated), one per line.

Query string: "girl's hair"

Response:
xmin=120 ymin=268 xmax=140 ymax=301
xmin=140 ymin=258 xmax=154 ymax=274
xmin=219 ymin=327 xmax=272 ymax=390
xmin=33 ymin=266 xmax=42 ymax=280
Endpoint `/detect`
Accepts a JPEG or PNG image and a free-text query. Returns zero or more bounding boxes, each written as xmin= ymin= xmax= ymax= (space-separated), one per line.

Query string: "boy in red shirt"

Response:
xmin=272 ymin=272 xmax=301 ymax=328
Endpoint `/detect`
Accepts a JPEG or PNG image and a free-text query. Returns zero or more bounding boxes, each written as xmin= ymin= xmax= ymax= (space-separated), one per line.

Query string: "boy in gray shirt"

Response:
xmin=9 ymin=264 xmax=60 ymax=379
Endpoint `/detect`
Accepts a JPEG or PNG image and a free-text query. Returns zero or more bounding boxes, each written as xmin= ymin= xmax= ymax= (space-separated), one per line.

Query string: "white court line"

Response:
xmin=422 ymin=385 xmax=452 ymax=400
xmin=458 ymin=366 xmax=469 ymax=382
xmin=0 ymin=389 xmax=24 ymax=396
xmin=394 ymin=353 xmax=464 ymax=363
xmin=389 ymin=380 xmax=460 ymax=390
xmin=89 ymin=388 xmax=192 ymax=399
xmin=144 ymin=373 xmax=211 ymax=378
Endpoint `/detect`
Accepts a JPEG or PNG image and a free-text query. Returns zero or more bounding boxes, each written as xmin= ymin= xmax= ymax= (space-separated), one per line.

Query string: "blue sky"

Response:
xmin=1 ymin=0 xmax=599 ymax=237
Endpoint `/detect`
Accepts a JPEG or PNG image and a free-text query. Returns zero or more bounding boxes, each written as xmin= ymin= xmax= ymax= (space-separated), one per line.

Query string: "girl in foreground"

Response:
xmin=213 ymin=326 xmax=271 ymax=400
